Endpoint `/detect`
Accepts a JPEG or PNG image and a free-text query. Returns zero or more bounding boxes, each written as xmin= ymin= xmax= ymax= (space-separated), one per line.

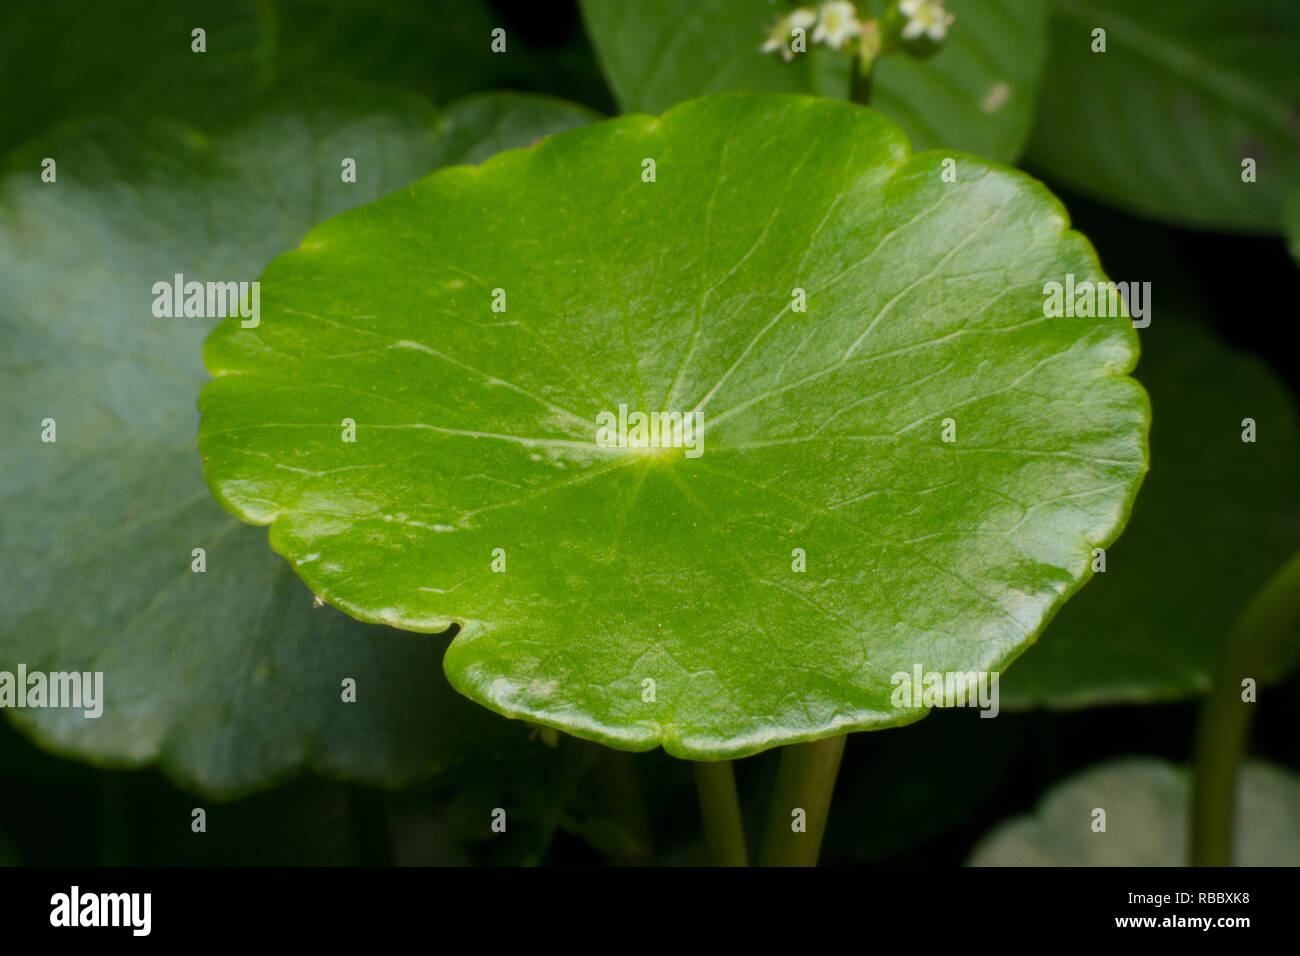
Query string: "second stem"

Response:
xmin=694 ymin=760 xmax=749 ymax=865
xmin=759 ymin=735 xmax=847 ymax=866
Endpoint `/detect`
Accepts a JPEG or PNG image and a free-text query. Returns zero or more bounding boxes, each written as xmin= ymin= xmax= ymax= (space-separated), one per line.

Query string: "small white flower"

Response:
xmin=761 ymin=8 xmax=818 ymax=62
xmin=899 ymin=0 xmax=955 ymax=43
xmin=812 ymin=1 xmax=863 ymax=52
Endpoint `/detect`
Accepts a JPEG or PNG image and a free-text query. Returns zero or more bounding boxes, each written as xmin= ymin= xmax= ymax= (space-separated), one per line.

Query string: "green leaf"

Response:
xmin=1002 ymin=315 xmax=1300 ymax=708
xmin=200 ymin=93 xmax=1149 ymax=759
xmin=969 ymin=757 xmax=1300 ymax=865
xmin=0 ymin=88 xmax=597 ymax=797
xmin=578 ymin=0 xmax=1048 ymax=162
xmin=1025 ymin=0 xmax=1300 ymax=232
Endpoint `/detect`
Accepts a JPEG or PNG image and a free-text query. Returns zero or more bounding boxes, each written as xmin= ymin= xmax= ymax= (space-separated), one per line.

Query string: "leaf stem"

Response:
xmin=1190 ymin=550 xmax=1300 ymax=866
xmin=759 ymin=734 xmax=846 ymax=866
xmin=850 ymin=50 xmax=875 ymax=105
xmin=693 ymin=760 xmax=749 ymax=866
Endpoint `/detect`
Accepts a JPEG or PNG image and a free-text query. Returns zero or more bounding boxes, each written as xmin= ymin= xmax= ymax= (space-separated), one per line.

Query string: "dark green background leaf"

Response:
xmin=1 ymin=0 xmax=603 ymax=158
xmin=0 ymin=0 xmax=268 ymax=151
xmin=579 ymin=0 xmax=1048 ymax=162
xmin=1026 ymin=0 xmax=1300 ymax=232
xmin=0 ymin=88 xmax=596 ymax=796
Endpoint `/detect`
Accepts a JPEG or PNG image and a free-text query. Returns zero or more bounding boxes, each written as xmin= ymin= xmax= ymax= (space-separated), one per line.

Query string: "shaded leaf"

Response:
xmin=0 ymin=88 xmax=597 ymax=796
xmin=969 ymin=757 xmax=1300 ymax=865
xmin=1025 ymin=0 xmax=1300 ymax=232
xmin=269 ymin=0 xmax=508 ymax=103
xmin=0 ymin=0 xmax=269 ymax=152
xmin=1 ymin=0 xmax=583 ymax=158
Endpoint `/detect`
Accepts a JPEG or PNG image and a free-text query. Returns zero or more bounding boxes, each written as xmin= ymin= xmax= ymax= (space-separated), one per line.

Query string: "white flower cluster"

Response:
xmin=761 ymin=0 xmax=953 ymax=61
xmin=898 ymin=0 xmax=955 ymax=42
xmin=760 ymin=7 xmax=818 ymax=62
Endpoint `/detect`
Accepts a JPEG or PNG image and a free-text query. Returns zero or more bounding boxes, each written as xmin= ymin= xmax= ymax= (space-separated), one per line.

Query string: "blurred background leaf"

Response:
xmin=0 ymin=88 xmax=596 ymax=797
xmin=969 ymin=757 xmax=1300 ymax=865
xmin=0 ymin=0 xmax=269 ymax=151
xmin=1025 ymin=0 xmax=1300 ymax=232
xmin=579 ymin=0 xmax=1047 ymax=162
xmin=0 ymin=0 xmax=610 ymax=159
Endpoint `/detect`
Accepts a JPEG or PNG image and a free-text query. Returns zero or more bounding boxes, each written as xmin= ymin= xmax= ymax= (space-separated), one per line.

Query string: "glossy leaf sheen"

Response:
xmin=201 ymin=94 xmax=1149 ymax=759
xmin=0 ymin=90 xmax=596 ymax=796
xmin=579 ymin=0 xmax=1048 ymax=163
xmin=1027 ymin=0 xmax=1300 ymax=232
xmin=969 ymin=758 xmax=1300 ymax=865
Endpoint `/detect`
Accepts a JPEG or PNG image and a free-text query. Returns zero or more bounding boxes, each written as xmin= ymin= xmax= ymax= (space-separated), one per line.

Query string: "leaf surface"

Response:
xmin=200 ymin=93 xmax=1149 ymax=758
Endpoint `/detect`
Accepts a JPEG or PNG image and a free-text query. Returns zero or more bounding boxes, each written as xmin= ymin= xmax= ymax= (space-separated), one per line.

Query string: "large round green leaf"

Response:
xmin=579 ymin=0 xmax=1048 ymax=163
xmin=0 ymin=88 xmax=597 ymax=796
xmin=200 ymin=93 xmax=1149 ymax=759
xmin=969 ymin=758 xmax=1300 ymax=865
xmin=1002 ymin=315 xmax=1300 ymax=707
xmin=1026 ymin=0 xmax=1300 ymax=232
